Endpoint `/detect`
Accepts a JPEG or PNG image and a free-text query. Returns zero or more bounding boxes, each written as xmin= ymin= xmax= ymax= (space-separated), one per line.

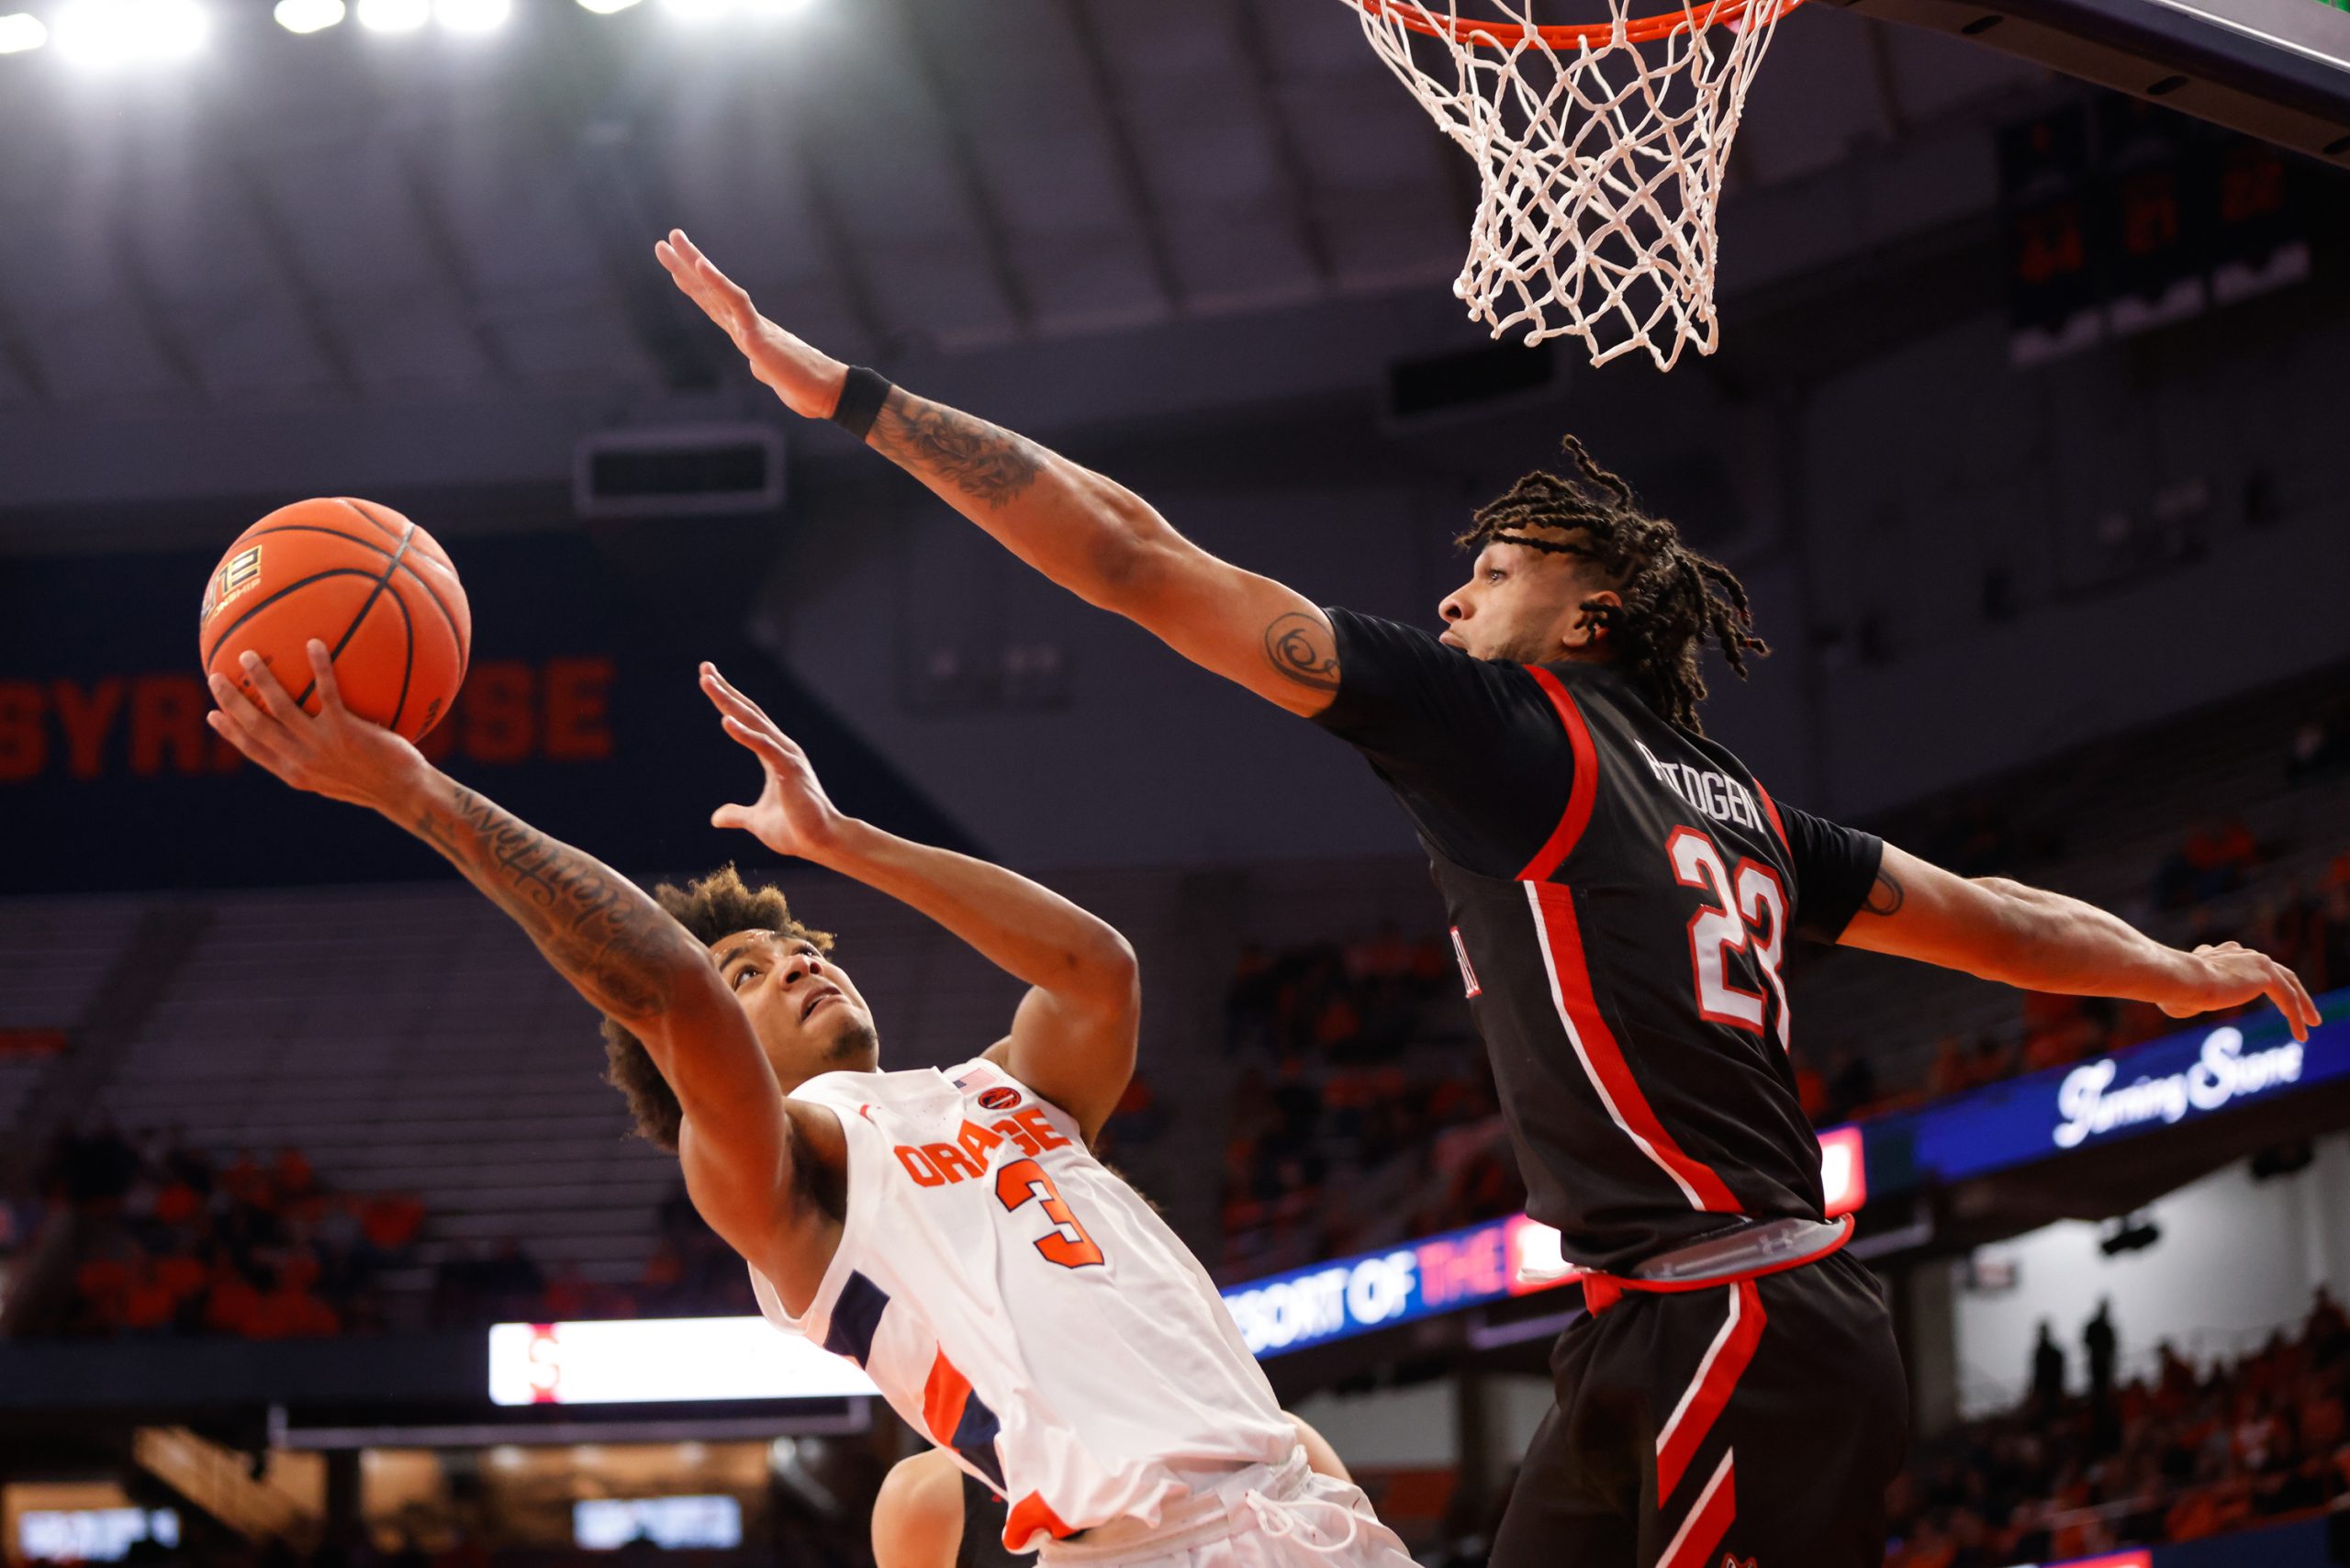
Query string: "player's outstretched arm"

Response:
xmin=655 ymin=230 xmax=1343 ymax=720
xmin=1840 ymin=843 xmax=2322 ymax=1041
xmin=205 ymin=643 xmax=810 ymax=1276
xmin=699 ymin=663 xmax=1139 ymax=1141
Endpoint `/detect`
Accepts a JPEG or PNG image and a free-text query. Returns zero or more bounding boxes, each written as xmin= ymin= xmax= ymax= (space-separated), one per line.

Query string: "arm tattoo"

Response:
xmin=412 ymin=780 xmax=699 ymax=1026
xmin=1864 ymin=867 xmax=1906 ymax=917
xmin=871 ymin=392 xmax=1043 ymax=510
xmin=1263 ymin=612 xmax=1340 ymax=693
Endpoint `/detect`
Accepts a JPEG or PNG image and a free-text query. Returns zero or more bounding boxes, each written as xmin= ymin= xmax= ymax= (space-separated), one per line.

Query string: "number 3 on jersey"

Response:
xmin=996 ymin=1158 xmax=1105 ymax=1270
xmin=1665 ymin=826 xmax=1791 ymax=1050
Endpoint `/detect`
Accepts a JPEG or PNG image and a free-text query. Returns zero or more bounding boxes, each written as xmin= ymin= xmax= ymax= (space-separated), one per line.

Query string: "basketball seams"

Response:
xmin=372 ymin=581 xmax=417 ymax=734
xmin=232 ymin=523 xmax=401 ymax=561
xmin=204 ymin=569 xmax=389 ymax=671
xmin=339 ymin=497 xmax=407 ymax=546
xmin=204 ymin=502 xmax=466 ymax=743
xmin=389 ymin=555 xmax=468 ymax=683
xmin=294 ymin=522 xmax=416 ymax=713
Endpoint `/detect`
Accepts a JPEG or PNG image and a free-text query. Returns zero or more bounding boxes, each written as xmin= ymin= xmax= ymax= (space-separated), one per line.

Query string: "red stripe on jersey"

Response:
xmin=1526 ymin=880 xmax=1741 ymax=1214
xmin=1657 ymin=1450 xmax=1737 ymax=1568
xmin=1752 ymin=779 xmax=1790 ymax=855
xmin=921 ymin=1351 xmax=972 ymax=1446
xmin=1517 ymin=667 xmax=1600 ymax=881
xmin=1002 ymin=1491 xmax=1076 ymax=1551
xmin=1654 ymin=1280 xmax=1767 ymax=1499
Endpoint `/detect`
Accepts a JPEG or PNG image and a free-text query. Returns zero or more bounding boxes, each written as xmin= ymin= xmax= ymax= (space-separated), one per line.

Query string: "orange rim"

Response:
xmin=1356 ymin=0 xmax=1801 ymax=47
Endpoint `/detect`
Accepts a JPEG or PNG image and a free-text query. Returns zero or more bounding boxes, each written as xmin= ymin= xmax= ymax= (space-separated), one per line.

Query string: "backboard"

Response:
xmin=1826 ymin=0 xmax=2350 ymax=166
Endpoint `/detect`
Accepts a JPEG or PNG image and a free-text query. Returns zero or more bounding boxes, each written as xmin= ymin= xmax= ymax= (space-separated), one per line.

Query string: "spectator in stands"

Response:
xmin=1888 ymin=1287 xmax=2350 ymax=1562
xmin=2086 ymin=1298 xmax=2120 ymax=1445
xmin=1224 ymin=941 xmax=1278 ymax=1056
xmin=2032 ymin=1321 xmax=2066 ymax=1415
xmin=2155 ymin=818 xmax=2261 ymax=909
xmin=34 ymin=1127 xmax=412 ymax=1342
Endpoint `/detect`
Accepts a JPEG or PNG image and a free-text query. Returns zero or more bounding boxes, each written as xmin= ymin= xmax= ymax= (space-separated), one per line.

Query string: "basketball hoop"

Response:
xmin=1348 ymin=0 xmax=1802 ymax=370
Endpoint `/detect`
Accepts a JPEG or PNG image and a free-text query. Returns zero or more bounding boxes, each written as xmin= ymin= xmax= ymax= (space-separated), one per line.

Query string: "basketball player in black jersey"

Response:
xmin=662 ymin=231 xmax=2322 ymax=1568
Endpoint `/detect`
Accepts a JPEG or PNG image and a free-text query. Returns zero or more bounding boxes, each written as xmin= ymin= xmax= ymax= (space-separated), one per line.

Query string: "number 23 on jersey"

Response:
xmin=1666 ymin=825 xmax=1791 ymax=1050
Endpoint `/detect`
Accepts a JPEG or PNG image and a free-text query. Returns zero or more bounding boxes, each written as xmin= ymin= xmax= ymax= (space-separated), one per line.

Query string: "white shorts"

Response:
xmin=1037 ymin=1450 xmax=1417 ymax=1568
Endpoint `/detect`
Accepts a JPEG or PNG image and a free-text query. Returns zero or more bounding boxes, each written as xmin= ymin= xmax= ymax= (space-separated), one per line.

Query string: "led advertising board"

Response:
xmin=1863 ymin=993 xmax=2346 ymax=1197
xmin=490 ymin=1129 xmax=1877 ymax=1400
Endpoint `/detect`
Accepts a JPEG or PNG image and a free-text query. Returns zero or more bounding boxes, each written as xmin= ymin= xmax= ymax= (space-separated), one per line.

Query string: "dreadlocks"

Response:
xmin=1457 ymin=434 xmax=1764 ymax=734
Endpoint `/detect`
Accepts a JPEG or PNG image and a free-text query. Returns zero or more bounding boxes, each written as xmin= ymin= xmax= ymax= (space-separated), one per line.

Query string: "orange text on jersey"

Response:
xmin=894 ymin=1109 xmax=1069 ymax=1187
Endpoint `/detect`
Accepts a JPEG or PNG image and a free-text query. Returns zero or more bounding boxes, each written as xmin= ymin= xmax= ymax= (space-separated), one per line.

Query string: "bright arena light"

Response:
xmin=0 ymin=10 xmax=47 ymax=50
xmin=53 ymin=0 xmax=207 ymax=65
xmin=433 ymin=0 xmax=508 ymax=31
xmin=576 ymin=0 xmax=641 ymax=14
xmin=354 ymin=0 xmax=427 ymax=31
xmin=272 ymin=0 xmax=343 ymax=31
xmin=655 ymin=0 xmax=729 ymax=25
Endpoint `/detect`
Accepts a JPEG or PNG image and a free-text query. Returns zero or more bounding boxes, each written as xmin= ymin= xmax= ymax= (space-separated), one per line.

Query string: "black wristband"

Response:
xmin=830 ymin=365 xmax=893 ymax=441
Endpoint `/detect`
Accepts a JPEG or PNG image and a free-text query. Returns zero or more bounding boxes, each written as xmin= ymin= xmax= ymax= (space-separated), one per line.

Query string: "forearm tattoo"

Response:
xmin=1263 ymin=612 xmax=1340 ymax=693
xmin=1864 ymin=867 xmax=1906 ymax=917
xmin=413 ymin=781 xmax=698 ymax=1025
xmin=871 ymin=392 xmax=1043 ymax=510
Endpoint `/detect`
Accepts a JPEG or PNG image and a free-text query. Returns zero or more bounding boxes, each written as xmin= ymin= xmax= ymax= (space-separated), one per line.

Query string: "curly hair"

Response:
xmin=600 ymin=864 xmax=834 ymax=1153
xmin=1458 ymin=434 xmax=1765 ymax=734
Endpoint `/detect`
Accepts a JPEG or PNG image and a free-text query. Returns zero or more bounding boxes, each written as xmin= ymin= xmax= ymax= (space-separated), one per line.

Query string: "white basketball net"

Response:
xmin=1349 ymin=0 xmax=1796 ymax=370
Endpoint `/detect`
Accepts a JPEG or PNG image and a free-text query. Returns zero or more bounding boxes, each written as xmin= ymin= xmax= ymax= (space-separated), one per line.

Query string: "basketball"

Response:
xmin=197 ymin=498 xmax=472 ymax=744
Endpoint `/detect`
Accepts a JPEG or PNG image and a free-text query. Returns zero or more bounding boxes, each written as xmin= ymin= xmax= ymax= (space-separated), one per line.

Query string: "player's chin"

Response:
xmin=824 ymin=1015 xmax=881 ymax=1069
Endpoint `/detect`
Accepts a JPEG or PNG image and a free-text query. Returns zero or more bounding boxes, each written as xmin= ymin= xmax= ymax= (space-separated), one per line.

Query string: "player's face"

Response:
xmin=1438 ymin=539 xmax=1608 ymax=664
xmin=710 ymin=929 xmax=880 ymax=1087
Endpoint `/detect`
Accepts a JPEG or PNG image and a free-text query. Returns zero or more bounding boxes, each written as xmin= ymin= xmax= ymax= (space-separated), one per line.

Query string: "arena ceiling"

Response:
xmin=0 ymin=0 xmax=2044 ymax=414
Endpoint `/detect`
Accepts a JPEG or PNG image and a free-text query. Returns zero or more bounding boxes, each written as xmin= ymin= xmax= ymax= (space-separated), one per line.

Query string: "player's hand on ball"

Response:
xmin=701 ymin=662 xmax=847 ymax=860
xmin=655 ymin=230 xmax=849 ymax=423
xmin=2160 ymin=940 xmax=2322 ymax=1042
xmin=206 ymin=640 xmax=427 ymax=812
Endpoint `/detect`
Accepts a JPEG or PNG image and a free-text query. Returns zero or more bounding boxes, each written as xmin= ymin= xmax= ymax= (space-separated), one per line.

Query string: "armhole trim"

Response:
xmin=1752 ymin=779 xmax=1791 ymax=854
xmin=1517 ymin=666 xmax=1600 ymax=882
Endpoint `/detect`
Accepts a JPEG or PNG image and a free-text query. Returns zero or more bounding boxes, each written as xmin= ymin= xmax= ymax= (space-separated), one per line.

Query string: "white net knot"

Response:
xmin=1352 ymin=0 xmax=1794 ymax=370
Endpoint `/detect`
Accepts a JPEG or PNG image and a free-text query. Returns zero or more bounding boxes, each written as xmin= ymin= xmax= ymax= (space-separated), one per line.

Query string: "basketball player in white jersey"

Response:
xmin=204 ymin=640 xmax=1414 ymax=1567
xmin=874 ymin=1419 xmax=1358 ymax=1568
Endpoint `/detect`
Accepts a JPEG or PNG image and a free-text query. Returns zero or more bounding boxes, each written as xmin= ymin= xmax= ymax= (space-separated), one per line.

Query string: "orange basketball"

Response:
xmin=198 ymin=498 xmax=472 ymax=744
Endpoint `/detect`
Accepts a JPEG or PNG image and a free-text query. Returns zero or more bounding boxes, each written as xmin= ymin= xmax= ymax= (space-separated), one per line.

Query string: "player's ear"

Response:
xmin=1563 ymin=591 xmax=1621 ymax=654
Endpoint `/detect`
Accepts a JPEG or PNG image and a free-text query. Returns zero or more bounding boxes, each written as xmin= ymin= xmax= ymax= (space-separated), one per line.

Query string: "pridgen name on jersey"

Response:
xmin=1632 ymin=739 xmax=1767 ymax=834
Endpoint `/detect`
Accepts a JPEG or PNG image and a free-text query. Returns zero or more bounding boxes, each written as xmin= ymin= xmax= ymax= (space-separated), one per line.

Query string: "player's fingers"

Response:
xmin=675 ymin=237 xmax=755 ymax=319
xmin=2282 ymin=964 xmax=2321 ymax=1037
xmin=658 ymin=235 xmax=737 ymax=325
xmin=699 ymin=665 xmax=767 ymax=728
xmin=711 ymin=802 xmax=754 ymax=832
xmin=701 ymin=665 xmax=791 ymax=743
xmin=306 ymin=639 xmax=348 ymax=718
xmin=233 ymin=651 xmax=303 ymax=725
xmin=699 ymin=661 xmax=767 ymax=714
xmin=207 ymin=666 xmax=270 ymax=728
xmin=695 ymin=263 xmax=757 ymax=335
xmin=205 ymin=677 xmax=302 ymax=776
xmin=2266 ymin=966 xmax=2309 ymax=1043
xmin=720 ymin=712 xmax=793 ymax=769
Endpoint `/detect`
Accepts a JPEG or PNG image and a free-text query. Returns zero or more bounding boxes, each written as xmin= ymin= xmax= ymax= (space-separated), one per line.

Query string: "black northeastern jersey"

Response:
xmin=1314 ymin=609 xmax=1883 ymax=1272
xmin=957 ymin=1472 xmax=1021 ymax=1568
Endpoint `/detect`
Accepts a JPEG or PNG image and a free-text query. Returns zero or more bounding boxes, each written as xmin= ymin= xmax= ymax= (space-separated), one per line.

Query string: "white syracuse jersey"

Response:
xmin=748 ymin=1057 xmax=1296 ymax=1553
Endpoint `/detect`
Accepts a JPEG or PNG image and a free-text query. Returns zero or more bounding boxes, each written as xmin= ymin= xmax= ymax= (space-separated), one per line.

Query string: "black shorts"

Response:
xmin=1489 ymin=1249 xmax=1908 ymax=1568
